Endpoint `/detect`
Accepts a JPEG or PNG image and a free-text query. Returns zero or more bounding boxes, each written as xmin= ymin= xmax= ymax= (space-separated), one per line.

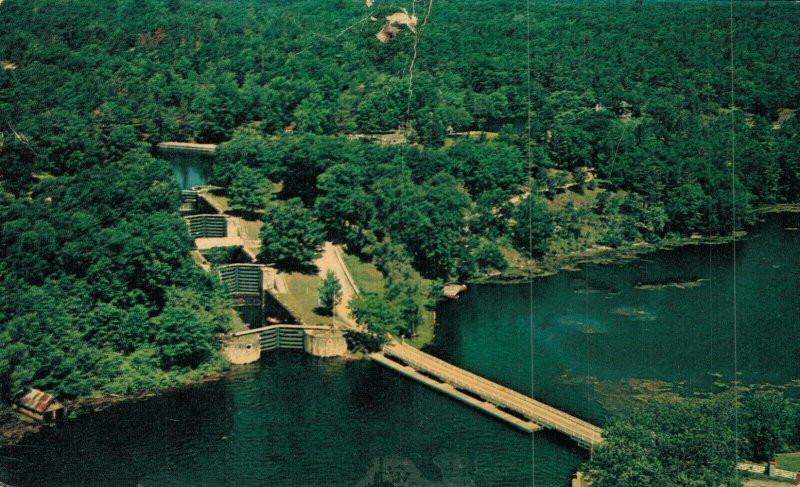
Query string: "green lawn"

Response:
xmin=341 ymin=253 xmax=384 ymax=294
xmin=742 ymin=471 xmax=796 ymax=484
xmin=238 ymin=219 xmax=263 ymax=241
xmin=229 ymin=310 xmax=248 ymax=333
xmin=776 ymin=452 xmax=800 ymax=472
xmin=280 ymin=272 xmax=347 ymax=327
xmin=200 ymin=187 xmax=231 ymax=212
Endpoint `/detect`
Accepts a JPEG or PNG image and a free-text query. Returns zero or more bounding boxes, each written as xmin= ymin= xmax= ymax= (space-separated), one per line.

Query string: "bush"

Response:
xmin=344 ymin=330 xmax=387 ymax=353
xmin=202 ymin=246 xmax=246 ymax=266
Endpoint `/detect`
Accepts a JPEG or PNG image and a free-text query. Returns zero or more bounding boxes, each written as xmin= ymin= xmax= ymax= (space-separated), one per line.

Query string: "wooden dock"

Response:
xmin=371 ymin=341 xmax=604 ymax=448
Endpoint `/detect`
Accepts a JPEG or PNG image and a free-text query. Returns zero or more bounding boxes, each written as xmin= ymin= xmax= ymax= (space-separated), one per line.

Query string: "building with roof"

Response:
xmin=12 ymin=388 xmax=66 ymax=422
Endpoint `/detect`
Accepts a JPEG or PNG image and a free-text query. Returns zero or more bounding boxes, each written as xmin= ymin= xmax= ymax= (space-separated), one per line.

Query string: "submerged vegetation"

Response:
xmin=0 ymin=0 xmax=797 ymax=413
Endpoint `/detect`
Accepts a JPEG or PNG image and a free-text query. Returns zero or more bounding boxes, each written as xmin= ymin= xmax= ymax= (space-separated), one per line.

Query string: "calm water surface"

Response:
xmin=1 ymin=213 xmax=797 ymax=487
xmin=167 ymin=151 xmax=214 ymax=190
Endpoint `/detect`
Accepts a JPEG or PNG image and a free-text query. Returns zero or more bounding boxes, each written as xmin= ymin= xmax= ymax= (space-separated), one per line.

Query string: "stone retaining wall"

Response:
xmin=304 ymin=329 xmax=348 ymax=357
xmin=220 ymin=335 xmax=260 ymax=364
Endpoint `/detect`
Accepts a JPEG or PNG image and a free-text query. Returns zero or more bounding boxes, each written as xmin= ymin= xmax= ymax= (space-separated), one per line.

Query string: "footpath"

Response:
xmin=314 ymin=242 xmax=360 ymax=329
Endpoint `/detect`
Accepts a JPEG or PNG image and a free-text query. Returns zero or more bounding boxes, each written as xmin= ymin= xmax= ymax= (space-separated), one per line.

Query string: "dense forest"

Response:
xmin=0 ymin=0 xmax=798 ymax=398
xmin=587 ymin=390 xmax=800 ymax=486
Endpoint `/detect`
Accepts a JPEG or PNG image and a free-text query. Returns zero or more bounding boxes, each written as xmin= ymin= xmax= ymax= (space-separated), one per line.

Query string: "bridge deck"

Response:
xmin=370 ymin=353 xmax=542 ymax=433
xmin=374 ymin=341 xmax=604 ymax=448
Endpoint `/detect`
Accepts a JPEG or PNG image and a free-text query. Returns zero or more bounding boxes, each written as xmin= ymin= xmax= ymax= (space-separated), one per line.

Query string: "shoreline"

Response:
xmin=3 ymin=207 xmax=794 ymax=447
xmin=477 ymin=231 xmax=750 ymax=285
xmin=479 ymin=203 xmax=796 ymax=284
xmin=1 ymin=348 xmax=367 ymax=447
xmin=0 ymin=372 xmax=228 ymax=447
xmin=754 ymin=203 xmax=799 ymax=214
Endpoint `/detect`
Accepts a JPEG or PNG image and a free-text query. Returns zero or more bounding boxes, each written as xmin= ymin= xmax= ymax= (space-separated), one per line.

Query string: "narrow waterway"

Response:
xmin=1 ymin=213 xmax=797 ymax=486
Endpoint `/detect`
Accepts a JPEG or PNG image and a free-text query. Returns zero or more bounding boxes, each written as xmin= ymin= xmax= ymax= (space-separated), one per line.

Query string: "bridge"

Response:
xmin=371 ymin=340 xmax=604 ymax=448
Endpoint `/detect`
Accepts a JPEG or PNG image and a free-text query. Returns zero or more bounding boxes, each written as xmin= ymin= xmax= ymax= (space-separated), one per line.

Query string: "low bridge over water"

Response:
xmin=371 ymin=340 xmax=604 ymax=448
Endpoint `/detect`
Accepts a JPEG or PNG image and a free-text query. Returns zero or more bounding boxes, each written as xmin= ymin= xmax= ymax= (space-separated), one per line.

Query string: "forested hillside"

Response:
xmin=0 ymin=0 xmax=798 ymax=398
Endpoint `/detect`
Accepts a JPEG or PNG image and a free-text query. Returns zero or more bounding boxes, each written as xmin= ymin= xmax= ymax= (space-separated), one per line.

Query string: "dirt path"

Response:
xmin=315 ymin=242 xmax=360 ymax=329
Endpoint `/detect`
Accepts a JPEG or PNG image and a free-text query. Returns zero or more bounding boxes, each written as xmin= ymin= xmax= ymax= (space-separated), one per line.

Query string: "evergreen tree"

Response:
xmin=318 ymin=270 xmax=342 ymax=316
xmin=511 ymin=196 xmax=553 ymax=257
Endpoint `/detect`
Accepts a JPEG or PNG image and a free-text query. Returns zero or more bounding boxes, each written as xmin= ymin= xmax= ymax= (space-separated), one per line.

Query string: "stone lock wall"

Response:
xmin=304 ymin=329 xmax=348 ymax=357
xmin=220 ymin=335 xmax=261 ymax=364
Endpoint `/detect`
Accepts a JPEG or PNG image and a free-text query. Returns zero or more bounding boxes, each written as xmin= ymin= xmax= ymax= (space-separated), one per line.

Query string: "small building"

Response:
xmin=12 ymin=388 xmax=67 ymax=422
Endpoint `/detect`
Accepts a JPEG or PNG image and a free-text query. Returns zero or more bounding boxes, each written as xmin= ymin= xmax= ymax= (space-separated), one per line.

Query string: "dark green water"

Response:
xmin=431 ymin=212 xmax=800 ymax=427
xmin=166 ymin=151 xmax=214 ymax=190
xmin=1 ymin=213 xmax=798 ymax=487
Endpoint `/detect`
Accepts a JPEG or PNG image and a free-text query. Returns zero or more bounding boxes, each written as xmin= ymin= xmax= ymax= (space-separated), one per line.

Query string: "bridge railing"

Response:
xmin=384 ymin=342 xmax=603 ymax=446
xmin=388 ymin=343 xmax=601 ymax=430
xmin=391 ymin=342 xmax=602 ymax=433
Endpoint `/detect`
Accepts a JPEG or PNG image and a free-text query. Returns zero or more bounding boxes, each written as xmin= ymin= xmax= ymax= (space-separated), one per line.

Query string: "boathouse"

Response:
xmin=12 ymin=388 xmax=67 ymax=422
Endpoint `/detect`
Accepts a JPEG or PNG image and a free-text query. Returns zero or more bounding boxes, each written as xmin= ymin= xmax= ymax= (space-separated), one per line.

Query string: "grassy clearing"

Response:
xmin=408 ymin=308 xmax=436 ymax=349
xmin=229 ymin=310 xmax=248 ymax=333
xmin=200 ymin=187 xmax=231 ymax=212
xmin=742 ymin=471 xmax=796 ymax=485
xmin=280 ymin=272 xmax=348 ymax=327
xmin=237 ymin=218 xmax=263 ymax=255
xmin=341 ymin=253 xmax=384 ymax=294
xmin=190 ymin=250 xmax=208 ymax=267
xmin=776 ymin=452 xmax=800 ymax=472
xmin=548 ymin=185 xmax=603 ymax=210
xmin=238 ymin=219 xmax=263 ymax=240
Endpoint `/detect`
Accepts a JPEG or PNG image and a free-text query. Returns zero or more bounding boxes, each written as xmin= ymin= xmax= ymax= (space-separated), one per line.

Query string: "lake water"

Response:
xmin=1 ymin=213 xmax=797 ymax=487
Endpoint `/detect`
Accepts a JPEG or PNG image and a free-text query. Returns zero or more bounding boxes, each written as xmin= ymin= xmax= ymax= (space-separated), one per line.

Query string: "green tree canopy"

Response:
xmin=348 ymin=294 xmax=401 ymax=337
xmin=511 ymin=196 xmax=553 ymax=257
xmin=740 ymin=390 xmax=795 ymax=461
xmin=258 ymin=198 xmax=325 ymax=270
xmin=228 ymin=166 xmax=271 ymax=216
xmin=586 ymin=397 xmax=740 ymax=487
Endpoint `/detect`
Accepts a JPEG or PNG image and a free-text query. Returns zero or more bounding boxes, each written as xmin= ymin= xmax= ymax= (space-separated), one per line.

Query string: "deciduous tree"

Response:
xmin=258 ymin=198 xmax=325 ymax=270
